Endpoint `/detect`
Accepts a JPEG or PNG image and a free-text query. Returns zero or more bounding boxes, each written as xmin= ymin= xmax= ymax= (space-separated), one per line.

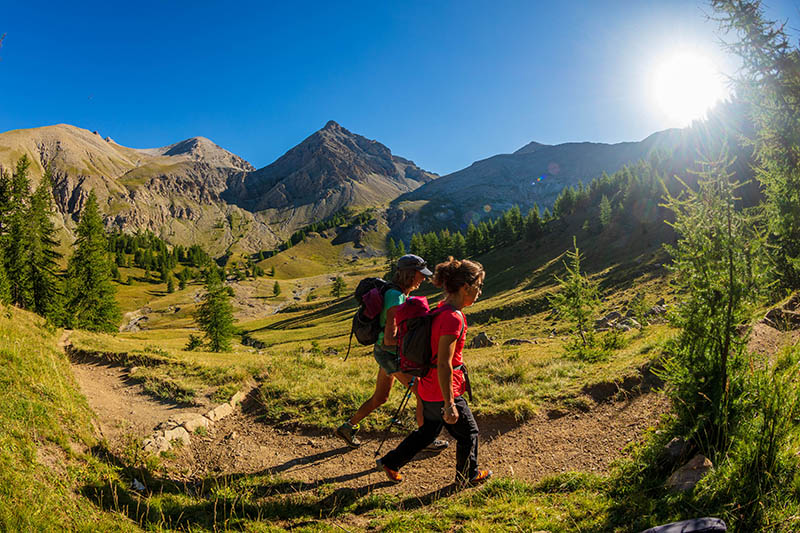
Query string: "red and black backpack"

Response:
xmin=396 ymin=298 xmax=465 ymax=378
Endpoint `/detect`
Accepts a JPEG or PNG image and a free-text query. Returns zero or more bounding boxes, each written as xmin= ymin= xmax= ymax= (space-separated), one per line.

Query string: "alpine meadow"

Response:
xmin=3 ymin=1 xmax=800 ymax=531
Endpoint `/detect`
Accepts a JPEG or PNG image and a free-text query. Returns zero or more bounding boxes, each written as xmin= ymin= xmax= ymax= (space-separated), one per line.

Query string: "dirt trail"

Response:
xmin=67 ymin=319 xmax=669 ymax=496
xmin=166 ymin=392 xmax=668 ymax=496
xmin=65 ymin=332 xmax=210 ymax=448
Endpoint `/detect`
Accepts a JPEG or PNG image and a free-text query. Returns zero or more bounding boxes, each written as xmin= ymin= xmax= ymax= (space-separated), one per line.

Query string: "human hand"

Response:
xmin=442 ymin=403 xmax=459 ymax=424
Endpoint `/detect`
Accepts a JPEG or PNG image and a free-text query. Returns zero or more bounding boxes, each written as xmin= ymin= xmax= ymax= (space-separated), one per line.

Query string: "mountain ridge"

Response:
xmin=224 ymin=120 xmax=437 ymax=226
xmin=0 ymin=121 xmax=438 ymax=254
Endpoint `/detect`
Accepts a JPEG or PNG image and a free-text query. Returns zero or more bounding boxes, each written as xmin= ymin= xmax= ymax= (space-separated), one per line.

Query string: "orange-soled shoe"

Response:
xmin=461 ymin=469 xmax=492 ymax=487
xmin=376 ymin=458 xmax=403 ymax=483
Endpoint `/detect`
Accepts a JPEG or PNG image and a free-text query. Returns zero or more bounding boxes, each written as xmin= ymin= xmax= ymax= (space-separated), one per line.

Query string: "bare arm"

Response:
xmin=383 ymin=306 xmax=399 ymax=346
xmin=437 ymin=334 xmax=458 ymax=422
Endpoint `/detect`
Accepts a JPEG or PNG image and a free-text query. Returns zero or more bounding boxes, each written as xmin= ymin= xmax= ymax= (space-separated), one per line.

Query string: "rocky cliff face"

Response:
xmin=226 ymin=121 xmax=437 ymax=225
xmin=0 ymin=122 xmax=437 ymax=255
xmin=0 ymin=124 xmax=276 ymax=256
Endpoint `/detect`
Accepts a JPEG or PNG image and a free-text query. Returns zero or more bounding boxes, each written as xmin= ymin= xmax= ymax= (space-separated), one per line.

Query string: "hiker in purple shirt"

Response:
xmin=336 ymin=254 xmax=449 ymax=452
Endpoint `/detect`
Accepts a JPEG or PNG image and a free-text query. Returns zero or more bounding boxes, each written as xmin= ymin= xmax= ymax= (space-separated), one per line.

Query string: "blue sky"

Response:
xmin=1 ymin=1 xmax=798 ymax=175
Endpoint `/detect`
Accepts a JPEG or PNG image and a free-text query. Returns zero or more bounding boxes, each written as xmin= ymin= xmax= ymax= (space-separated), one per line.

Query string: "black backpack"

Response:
xmin=344 ymin=277 xmax=398 ymax=360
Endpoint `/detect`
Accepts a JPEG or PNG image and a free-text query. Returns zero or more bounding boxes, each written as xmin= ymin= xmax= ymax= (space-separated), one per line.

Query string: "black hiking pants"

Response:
xmin=380 ymin=395 xmax=479 ymax=482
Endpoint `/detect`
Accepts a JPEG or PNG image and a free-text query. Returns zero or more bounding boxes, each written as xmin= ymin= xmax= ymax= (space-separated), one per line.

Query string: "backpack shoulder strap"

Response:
xmin=453 ymin=309 xmax=466 ymax=340
xmin=381 ymin=282 xmax=400 ymax=295
xmin=434 ymin=304 xmax=465 ymax=340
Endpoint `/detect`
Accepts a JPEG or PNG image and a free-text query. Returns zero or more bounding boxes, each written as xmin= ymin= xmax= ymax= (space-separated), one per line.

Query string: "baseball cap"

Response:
xmin=397 ymin=254 xmax=433 ymax=276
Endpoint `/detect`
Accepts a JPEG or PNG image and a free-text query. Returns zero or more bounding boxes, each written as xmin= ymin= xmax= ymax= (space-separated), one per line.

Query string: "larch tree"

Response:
xmin=5 ymin=155 xmax=34 ymax=308
xmin=548 ymin=237 xmax=600 ymax=348
xmin=64 ymin=191 xmax=121 ymax=332
xmin=27 ymin=167 xmax=63 ymax=322
xmin=712 ymin=0 xmax=800 ymax=289
xmin=330 ymin=275 xmax=346 ymax=298
xmin=196 ymin=267 xmax=234 ymax=352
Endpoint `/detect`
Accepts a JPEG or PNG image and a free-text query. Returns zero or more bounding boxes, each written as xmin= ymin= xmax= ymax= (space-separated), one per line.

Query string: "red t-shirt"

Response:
xmin=418 ymin=303 xmax=466 ymax=402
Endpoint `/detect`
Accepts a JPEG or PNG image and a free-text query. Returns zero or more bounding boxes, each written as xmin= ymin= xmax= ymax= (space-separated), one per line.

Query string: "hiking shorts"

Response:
xmin=373 ymin=344 xmax=400 ymax=375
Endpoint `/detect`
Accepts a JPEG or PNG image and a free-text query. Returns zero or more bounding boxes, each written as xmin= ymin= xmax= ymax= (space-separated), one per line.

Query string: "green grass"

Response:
xmin=0 ymin=305 xmax=135 ymax=530
xmin=72 ymin=221 xmax=676 ymax=431
xmin=69 ymin=331 xmax=258 ymax=406
xmin=9 ymin=210 xmax=800 ymax=530
xmin=257 ymin=233 xmax=355 ymax=279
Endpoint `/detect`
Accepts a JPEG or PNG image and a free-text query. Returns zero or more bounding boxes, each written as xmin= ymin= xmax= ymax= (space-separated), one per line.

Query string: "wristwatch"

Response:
xmin=441 ymin=403 xmax=456 ymax=416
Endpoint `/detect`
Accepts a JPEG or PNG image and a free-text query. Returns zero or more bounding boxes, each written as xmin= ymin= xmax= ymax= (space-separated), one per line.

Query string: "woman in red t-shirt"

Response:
xmin=377 ymin=257 xmax=492 ymax=486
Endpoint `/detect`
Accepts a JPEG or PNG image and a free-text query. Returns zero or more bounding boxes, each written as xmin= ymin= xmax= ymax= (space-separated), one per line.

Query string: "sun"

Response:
xmin=651 ymin=51 xmax=728 ymax=126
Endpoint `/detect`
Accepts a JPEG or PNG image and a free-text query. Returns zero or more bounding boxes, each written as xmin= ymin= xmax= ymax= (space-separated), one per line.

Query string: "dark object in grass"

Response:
xmin=639 ymin=517 xmax=726 ymax=533
xmin=503 ymin=338 xmax=533 ymax=345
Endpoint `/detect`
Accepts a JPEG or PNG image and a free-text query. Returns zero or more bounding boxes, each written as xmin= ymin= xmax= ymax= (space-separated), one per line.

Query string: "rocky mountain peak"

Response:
xmin=514 ymin=140 xmax=549 ymax=155
xmin=228 ymin=122 xmax=438 ymax=226
xmin=145 ymin=136 xmax=254 ymax=171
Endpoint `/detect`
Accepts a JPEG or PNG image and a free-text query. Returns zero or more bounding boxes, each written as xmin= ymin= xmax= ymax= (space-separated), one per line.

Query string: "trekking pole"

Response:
xmin=374 ymin=378 xmax=415 ymax=457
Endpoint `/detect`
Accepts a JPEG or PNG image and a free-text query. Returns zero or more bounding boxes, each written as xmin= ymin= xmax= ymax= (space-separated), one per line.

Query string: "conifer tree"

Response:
xmin=331 ymin=275 xmax=346 ymax=298
xmin=273 ymin=280 xmax=281 ymax=296
xmin=5 ymin=155 xmax=34 ymax=308
xmin=396 ymin=239 xmax=406 ymax=256
xmin=477 ymin=221 xmax=491 ymax=253
xmin=64 ymin=191 xmax=121 ymax=332
xmin=0 ymin=248 xmax=11 ymax=305
xmin=409 ymin=233 xmax=425 ymax=258
xmin=28 ymin=168 xmax=63 ymax=321
xmin=599 ymin=195 xmax=612 ymax=229
xmin=524 ymin=205 xmax=543 ymax=240
xmin=496 ymin=212 xmax=515 ymax=244
xmin=661 ymin=154 xmax=769 ymax=454
xmin=553 ymin=186 xmax=577 ymax=219
xmin=386 ymin=237 xmax=398 ymax=262
xmin=160 ymin=258 xmax=169 ymax=282
xmin=196 ymin=268 xmax=234 ymax=352
xmin=167 ymin=275 xmax=175 ymax=293
xmin=466 ymin=222 xmax=481 ymax=256
xmin=549 ymin=237 xmax=600 ymax=348
xmin=507 ymin=205 xmax=523 ymax=239
xmin=452 ymin=232 xmax=467 ymax=259
xmin=423 ymin=233 xmax=440 ymax=264
xmin=713 ymin=0 xmax=800 ymax=289
xmin=438 ymin=229 xmax=453 ymax=259
xmin=0 ymin=167 xmax=11 ymax=235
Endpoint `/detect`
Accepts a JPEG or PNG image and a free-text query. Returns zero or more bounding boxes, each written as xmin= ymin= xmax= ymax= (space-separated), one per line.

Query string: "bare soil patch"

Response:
xmin=70 ymin=358 xmax=208 ymax=452
xmin=71 ymin=337 xmax=669 ymax=497
xmin=69 ymin=318 xmax=799 ymax=499
xmin=162 ymin=392 xmax=668 ymax=498
xmin=748 ymin=321 xmax=800 ymax=357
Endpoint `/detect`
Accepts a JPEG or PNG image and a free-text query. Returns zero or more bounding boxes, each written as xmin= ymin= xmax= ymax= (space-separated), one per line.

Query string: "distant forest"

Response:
xmin=399 ymin=100 xmax=758 ymax=267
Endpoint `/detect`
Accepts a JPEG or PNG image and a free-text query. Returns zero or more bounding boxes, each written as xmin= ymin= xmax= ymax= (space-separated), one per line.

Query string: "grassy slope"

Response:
xmin=73 ymin=214 xmax=673 ymax=431
xmin=0 ymin=305 xmax=135 ymax=531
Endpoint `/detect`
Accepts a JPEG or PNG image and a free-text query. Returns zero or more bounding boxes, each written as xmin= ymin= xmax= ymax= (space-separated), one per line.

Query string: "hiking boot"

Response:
xmin=424 ymin=439 xmax=449 ymax=452
xmin=335 ymin=422 xmax=361 ymax=448
xmin=458 ymin=469 xmax=492 ymax=488
xmin=376 ymin=458 xmax=403 ymax=483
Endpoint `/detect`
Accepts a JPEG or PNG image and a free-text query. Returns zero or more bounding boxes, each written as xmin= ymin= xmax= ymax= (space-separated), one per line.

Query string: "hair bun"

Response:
xmin=432 ymin=257 xmax=484 ymax=294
